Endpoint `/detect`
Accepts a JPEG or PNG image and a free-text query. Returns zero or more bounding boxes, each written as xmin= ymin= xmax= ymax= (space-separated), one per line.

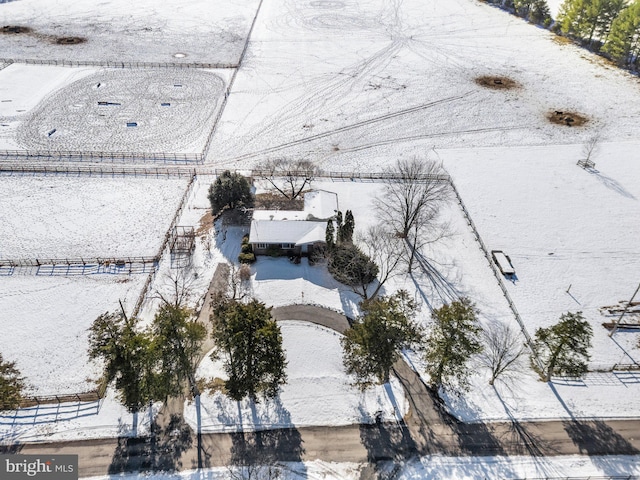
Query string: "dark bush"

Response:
xmin=238 ymin=252 xmax=256 ymax=264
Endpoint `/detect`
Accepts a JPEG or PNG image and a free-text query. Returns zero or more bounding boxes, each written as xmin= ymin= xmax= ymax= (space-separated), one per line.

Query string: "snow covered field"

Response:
xmin=0 ymin=390 xmax=158 ymax=444
xmin=0 ymin=274 xmax=145 ymax=396
xmin=211 ymin=0 xmax=640 ymax=169
xmin=248 ymin=179 xmax=640 ymax=422
xmin=0 ymin=0 xmax=259 ymax=65
xmin=0 ymin=64 xmax=232 ymax=154
xmin=185 ymin=321 xmax=407 ymax=432
xmin=0 ymin=175 xmax=188 ymax=258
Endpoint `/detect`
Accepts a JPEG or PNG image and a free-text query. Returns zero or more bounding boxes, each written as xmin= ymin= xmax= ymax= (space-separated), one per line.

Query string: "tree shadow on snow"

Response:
xmin=410 ymin=251 xmax=462 ymax=309
xmin=589 ymin=169 xmax=637 ymax=200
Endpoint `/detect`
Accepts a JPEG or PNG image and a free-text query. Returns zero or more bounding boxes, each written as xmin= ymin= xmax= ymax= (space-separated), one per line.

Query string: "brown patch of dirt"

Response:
xmin=552 ymin=35 xmax=574 ymax=46
xmin=255 ymin=192 xmax=304 ymax=211
xmin=1 ymin=25 xmax=33 ymax=35
xmin=196 ymin=209 xmax=214 ymax=236
xmin=475 ymin=75 xmax=520 ymax=90
xmin=53 ymin=36 xmax=86 ymax=45
xmin=548 ymin=110 xmax=589 ymax=127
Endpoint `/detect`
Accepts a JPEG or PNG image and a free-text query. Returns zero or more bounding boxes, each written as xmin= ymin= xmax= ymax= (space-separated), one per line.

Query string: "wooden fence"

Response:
xmin=19 ymin=391 xmax=101 ymax=408
xmin=0 ymin=149 xmax=203 ymax=164
xmin=0 ymin=57 xmax=237 ymax=69
xmin=0 ymin=256 xmax=158 ymax=276
xmin=448 ymin=179 xmax=545 ymax=374
xmin=131 ymin=172 xmax=198 ymax=317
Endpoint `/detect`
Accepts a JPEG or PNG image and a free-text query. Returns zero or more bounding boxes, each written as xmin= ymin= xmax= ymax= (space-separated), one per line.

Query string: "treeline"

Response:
xmin=485 ymin=0 xmax=640 ymax=72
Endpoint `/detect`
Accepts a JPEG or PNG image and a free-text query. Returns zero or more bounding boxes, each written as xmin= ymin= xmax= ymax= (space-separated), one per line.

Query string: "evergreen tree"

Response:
xmin=342 ymin=291 xmax=423 ymax=387
xmin=88 ymin=312 xmax=156 ymax=412
xmin=211 ymin=299 xmax=287 ymax=402
xmin=340 ymin=210 xmax=355 ymax=244
xmin=559 ymin=0 xmax=627 ymax=46
xmin=208 ymin=170 xmax=254 ymax=214
xmin=514 ymin=0 xmax=553 ymax=25
xmin=532 ymin=311 xmax=593 ymax=381
xmin=151 ymin=304 xmax=206 ymax=400
xmin=424 ymin=298 xmax=484 ymax=395
xmin=325 ymin=220 xmax=336 ymax=250
xmin=603 ymin=0 xmax=640 ymax=67
xmin=327 ymin=243 xmax=379 ymax=298
xmin=335 ymin=210 xmax=343 ymax=241
xmin=0 ymin=353 xmax=25 ymax=411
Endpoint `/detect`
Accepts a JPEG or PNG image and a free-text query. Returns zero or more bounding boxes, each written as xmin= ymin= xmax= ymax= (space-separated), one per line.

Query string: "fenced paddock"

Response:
xmin=15 ymin=69 xmax=226 ymax=156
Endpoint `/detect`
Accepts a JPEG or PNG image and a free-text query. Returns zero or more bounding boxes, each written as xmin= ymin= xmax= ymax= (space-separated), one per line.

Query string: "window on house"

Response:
xmin=280 ymin=243 xmax=295 ymax=249
xmin=257 ymin=243 xmax=267 ymax=249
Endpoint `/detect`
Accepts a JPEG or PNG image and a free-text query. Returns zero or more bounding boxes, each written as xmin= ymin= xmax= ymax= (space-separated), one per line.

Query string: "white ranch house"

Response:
xmin=249 ymin=190 xmax=338 ymax=257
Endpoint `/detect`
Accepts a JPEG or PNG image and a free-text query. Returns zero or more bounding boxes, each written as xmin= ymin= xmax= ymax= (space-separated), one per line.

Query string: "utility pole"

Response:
xmin=609 ymin=283 xmax=640 ymax=337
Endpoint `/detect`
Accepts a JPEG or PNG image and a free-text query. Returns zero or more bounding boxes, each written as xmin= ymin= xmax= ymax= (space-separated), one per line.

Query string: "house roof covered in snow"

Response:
xmin=249 ymin=220 xmax=327 ymax=245
xmin=303 ymin=190 xmax=338 ymax=220
xmin=251 ymin=190 xmax=338 ymax=222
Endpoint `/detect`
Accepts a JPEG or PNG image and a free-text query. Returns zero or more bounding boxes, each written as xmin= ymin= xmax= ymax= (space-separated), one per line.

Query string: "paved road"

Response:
xmin=4 ymin=302 xmax=640 ymax=477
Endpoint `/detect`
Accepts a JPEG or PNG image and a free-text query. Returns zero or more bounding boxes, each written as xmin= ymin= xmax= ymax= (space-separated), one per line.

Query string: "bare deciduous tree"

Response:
xmin=477 ymin=322 xmax=526 ymax=386
xmin=376 ymin=158 xmax=450 ymax=273
xmin=357 ymin=224 xmax=405 ymax=300
xmin=255 ymin=158 xmax=318 ymax=200
xmin=155 ymin=265 xmax=196 ymax=308
xmin=582 ymin=131 xmax=602 ymax=164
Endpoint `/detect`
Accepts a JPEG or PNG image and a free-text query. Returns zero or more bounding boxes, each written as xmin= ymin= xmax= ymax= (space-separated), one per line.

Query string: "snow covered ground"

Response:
xmin=1 ymin=0 xmax=640 ymax=453
xmin=248 ymin=179 xmax=640 ymax=422
xmin=435 ymin=141 xmax=640 ymax=422
xmin=83 ymin=454 xmax=640 ymax=480
xmin=0 ymin=0 xmax=259 ymax=65
xmin=0 ymin=175 xmax=188 ymax=258
xmin=185 ymin=321 xmax=407 ymax=432
xmin=211 ymin=0 xmax=640 ymax=169
xmin=0 ymin=64 xmax=233 ymax=154
xmin=0 ymin=274 xmax=145 ymax=396
xmin=0 ymin=390 xmax=158 ymax=445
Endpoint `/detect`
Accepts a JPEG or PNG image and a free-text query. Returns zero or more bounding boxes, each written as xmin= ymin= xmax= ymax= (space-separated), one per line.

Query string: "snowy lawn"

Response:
xmin=185 ymin=321 xmax=407 ymax=432
xmin=0 ymin=175 xmax=188 ymax=258
xmin=434 ymin=142 xmax=640 ymax=422
xmin=442 ymin=143 xmax=640 ymax=369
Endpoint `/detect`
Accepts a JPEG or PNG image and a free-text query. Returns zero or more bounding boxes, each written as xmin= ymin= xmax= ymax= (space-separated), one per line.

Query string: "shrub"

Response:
xmin=238 ymin=264 xmax=252 ymax=281
xmin=328 ymin=244 xmax=378 ymax=287
xmin=238 ymin=252 xmax=256 ymax=264
xmin=266 ymin=245 xmax=283 ymax=257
